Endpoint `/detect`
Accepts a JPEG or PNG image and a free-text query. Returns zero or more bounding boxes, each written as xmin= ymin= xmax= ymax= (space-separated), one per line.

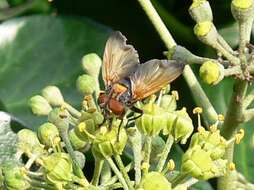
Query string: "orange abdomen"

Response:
xmin=109 ymin=99 xmax=125 ymax=116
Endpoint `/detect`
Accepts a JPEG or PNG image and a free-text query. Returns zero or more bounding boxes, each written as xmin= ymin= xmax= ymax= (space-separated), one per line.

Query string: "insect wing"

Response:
xmin=129 ymin=59 xmax=184 ymax=102
xmin=102 ymin=31 xmax=139 ymax=86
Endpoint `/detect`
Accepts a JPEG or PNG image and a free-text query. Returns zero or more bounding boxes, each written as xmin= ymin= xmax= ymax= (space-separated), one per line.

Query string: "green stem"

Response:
xmin=127 ymin=127 xmax=142 ymax=185
xmin=217 ymin=34 xmax=235 ymax=54
xmin=218 ymin=80 xmax=248 ymax=190
xmin=156 ymin=134 xmax=174 ymax=172
xmin=217 ymin=142 xmax=235 ymax=190
xmin=142 ymin=136 xmax=152 ymax=175
xmin=114 ymin=155 xmax=134 ymax=190
xmin=56 ymin=120 xmax=88 ymax=183
xmin=137 ymin=0 xmax=176 ymax=49
xmin=171 ymin=172 xmax=189 ymax=188
xmin=91 ymin=158 xmax=104 ymax=186
xmin=220 ymin=80 xmax=248 ymax=139
xmin=103 ymin=163 xmax=133 ymax=187
xmin=137 ymin=0 xmax=218 ymax=126
xmin=63 ymin=102 xmax=81 ymax=118
xmin=106 ymin=157 xmax=129 ymax=190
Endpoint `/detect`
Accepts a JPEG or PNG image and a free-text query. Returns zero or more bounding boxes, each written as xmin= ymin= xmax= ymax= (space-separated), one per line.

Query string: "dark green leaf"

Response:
xmin=0 ymin=15 xmax=110 ymax=130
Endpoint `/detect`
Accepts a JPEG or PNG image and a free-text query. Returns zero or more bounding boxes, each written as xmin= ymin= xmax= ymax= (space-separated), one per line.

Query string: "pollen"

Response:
xmin=229 ymin=162 xmax=236 ymax=171
xmin=235 ymin=129 xmax=245 ymax=144
xmin=171 ymin=90 xmax=179 ymax=100
xmin=167 ymin=159 xmax=175 ymax=171
xmin=209 ymin=124 xmax=217 ymax=132
xmin=193 ymin=107 xmax=203 ymax=114
xmin=78 ymin=122 xmax=86 ymax=132
xmin=218 ymin=114 xmax=224 ymax=122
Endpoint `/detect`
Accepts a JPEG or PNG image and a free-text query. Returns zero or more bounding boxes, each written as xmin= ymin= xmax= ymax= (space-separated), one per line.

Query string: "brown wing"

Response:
xmin=102 ymin=31 xmax=139 ymax=86
xmin=129 ymin=59 xmax=184 ymax=102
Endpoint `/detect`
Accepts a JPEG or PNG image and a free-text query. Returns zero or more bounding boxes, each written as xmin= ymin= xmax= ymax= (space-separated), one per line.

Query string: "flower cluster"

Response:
xmin=0 ymin=53 xmax=245 ymax=190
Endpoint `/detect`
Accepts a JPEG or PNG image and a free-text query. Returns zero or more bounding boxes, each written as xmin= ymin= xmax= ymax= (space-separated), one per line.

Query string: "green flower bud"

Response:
xmin=199 ymin=61 xmax=224 ymax=85
xmin=189 ymin=0 xmax=213 ymax=22
xmin=139 ymin=172 xmax=171 ymax=190
xmin=136 ymin=103 xmax=168 ymax=136
xmin=194 ymin=21 xmax=218 ymax=47
xmin=92 ymin=124 xmax=128 ymax=159
xmin=42 ymin=153 xmax=73 ymax=185
xmin=37 ymin=122 xmax=60 ymax=147
xmin=48 ymin=108 xmax=69 ymax=128
xmin=2 ymin=163 xmax=30 ymax=190
xmin=76 ymin=74 xmax=96 ymax=95
xmin=41 ymin=86 xmax=64 ymax=106
xmin=74 ymin=151 xmax=86 ymax=169
xmin=160 ymin=94 xmax=177 ymax=112
xmin=29 ymin=95 xmax=52 ymax=116
xmin=231 ymin=0 xmax=254 ymax=23
xmin=17 ymin=129 xmax=45 ymax=155
xmin=172 ymin=108 xmax=194 ymax=144
xmin=181 ymin=145 xmax=227 ymax=180
xmin=81 ymin=53 xmax=102 ymax=78
xmin=69 ymin=129 xmax=87 ymax=150
xmin=163 ymin=112 xmax=177 ymax=135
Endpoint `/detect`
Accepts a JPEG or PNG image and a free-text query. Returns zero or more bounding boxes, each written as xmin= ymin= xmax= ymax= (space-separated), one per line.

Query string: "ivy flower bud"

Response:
xmin=42 ymin=153 xmax=73 ymax=185
xmin=29 ymin=95 xmax=52 ymax=116
xmin=41 ymin=86 xmax=64 ymax=106
xmin=136 ymin=103 xmax=168 ymax=136
xmin=37 ymin=122 xmax=60 ymax=147
xmin=17 ymin=129 xmax=45 ymax=155
xmin=2 ymin=163 xmax=30 ymax=190
xmin=159 ymin=94 xmax=177 ymax=112
xmin=76 ymin=74 xmax=96 ymax=95
xmin=189 ymin=0 xmax=213 ymax=22
xmin=231 ymin=0 xmax=254 ymax=23
xmin=199 ymin=61 xmax=224 ymax=85
xmin=69 ymin=129 xmax=87 ymax=150
xmin=172 ymin=108 xmax=194 ymax=144
xmin=181 ymin=145 xmax=227 ymax=180
xmin=194 ymin=21 xmax=218 ymax=47
xmin=81 ymin=53 xmax=102 ymax=78
xmin=139 ymin=172 xmax=172 ymax=190
xmin=92 ymin=124 xmax=128 ymax=159
xmin=48 ymin=108 xmax=69 ymax=128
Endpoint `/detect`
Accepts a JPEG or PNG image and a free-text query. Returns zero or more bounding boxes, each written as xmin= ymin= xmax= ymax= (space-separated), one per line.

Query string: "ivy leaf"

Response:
xmin=0 ymin=15 xmax=110 ymax=129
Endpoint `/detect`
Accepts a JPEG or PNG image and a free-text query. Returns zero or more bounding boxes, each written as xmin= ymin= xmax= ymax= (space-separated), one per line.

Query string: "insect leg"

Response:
xmin=125 ymin=106 xmax=143 ymax=127
xmin=117 ymin=118 xmax=124 ymax=142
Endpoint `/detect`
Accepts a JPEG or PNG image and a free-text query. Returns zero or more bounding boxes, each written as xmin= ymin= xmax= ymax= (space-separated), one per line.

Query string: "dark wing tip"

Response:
xmin=109 ymin=31 xmax=127 ymax=44
xmin=160 ymin=59 xmax=185 ymax=71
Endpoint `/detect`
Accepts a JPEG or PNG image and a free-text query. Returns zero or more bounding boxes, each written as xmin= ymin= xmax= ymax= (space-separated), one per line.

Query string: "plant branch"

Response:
xmin=91 ymin=158 xmax=104 ymax=186
xmin=114 ymin=155 xmax=134 ymax=190
xmin=137 ymin=0 xmax=218 ymax=125
xmin=156 ymin=134 xmax=174 ymax=172
xmin=106 ymin=157 xmax=129 ymax=190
